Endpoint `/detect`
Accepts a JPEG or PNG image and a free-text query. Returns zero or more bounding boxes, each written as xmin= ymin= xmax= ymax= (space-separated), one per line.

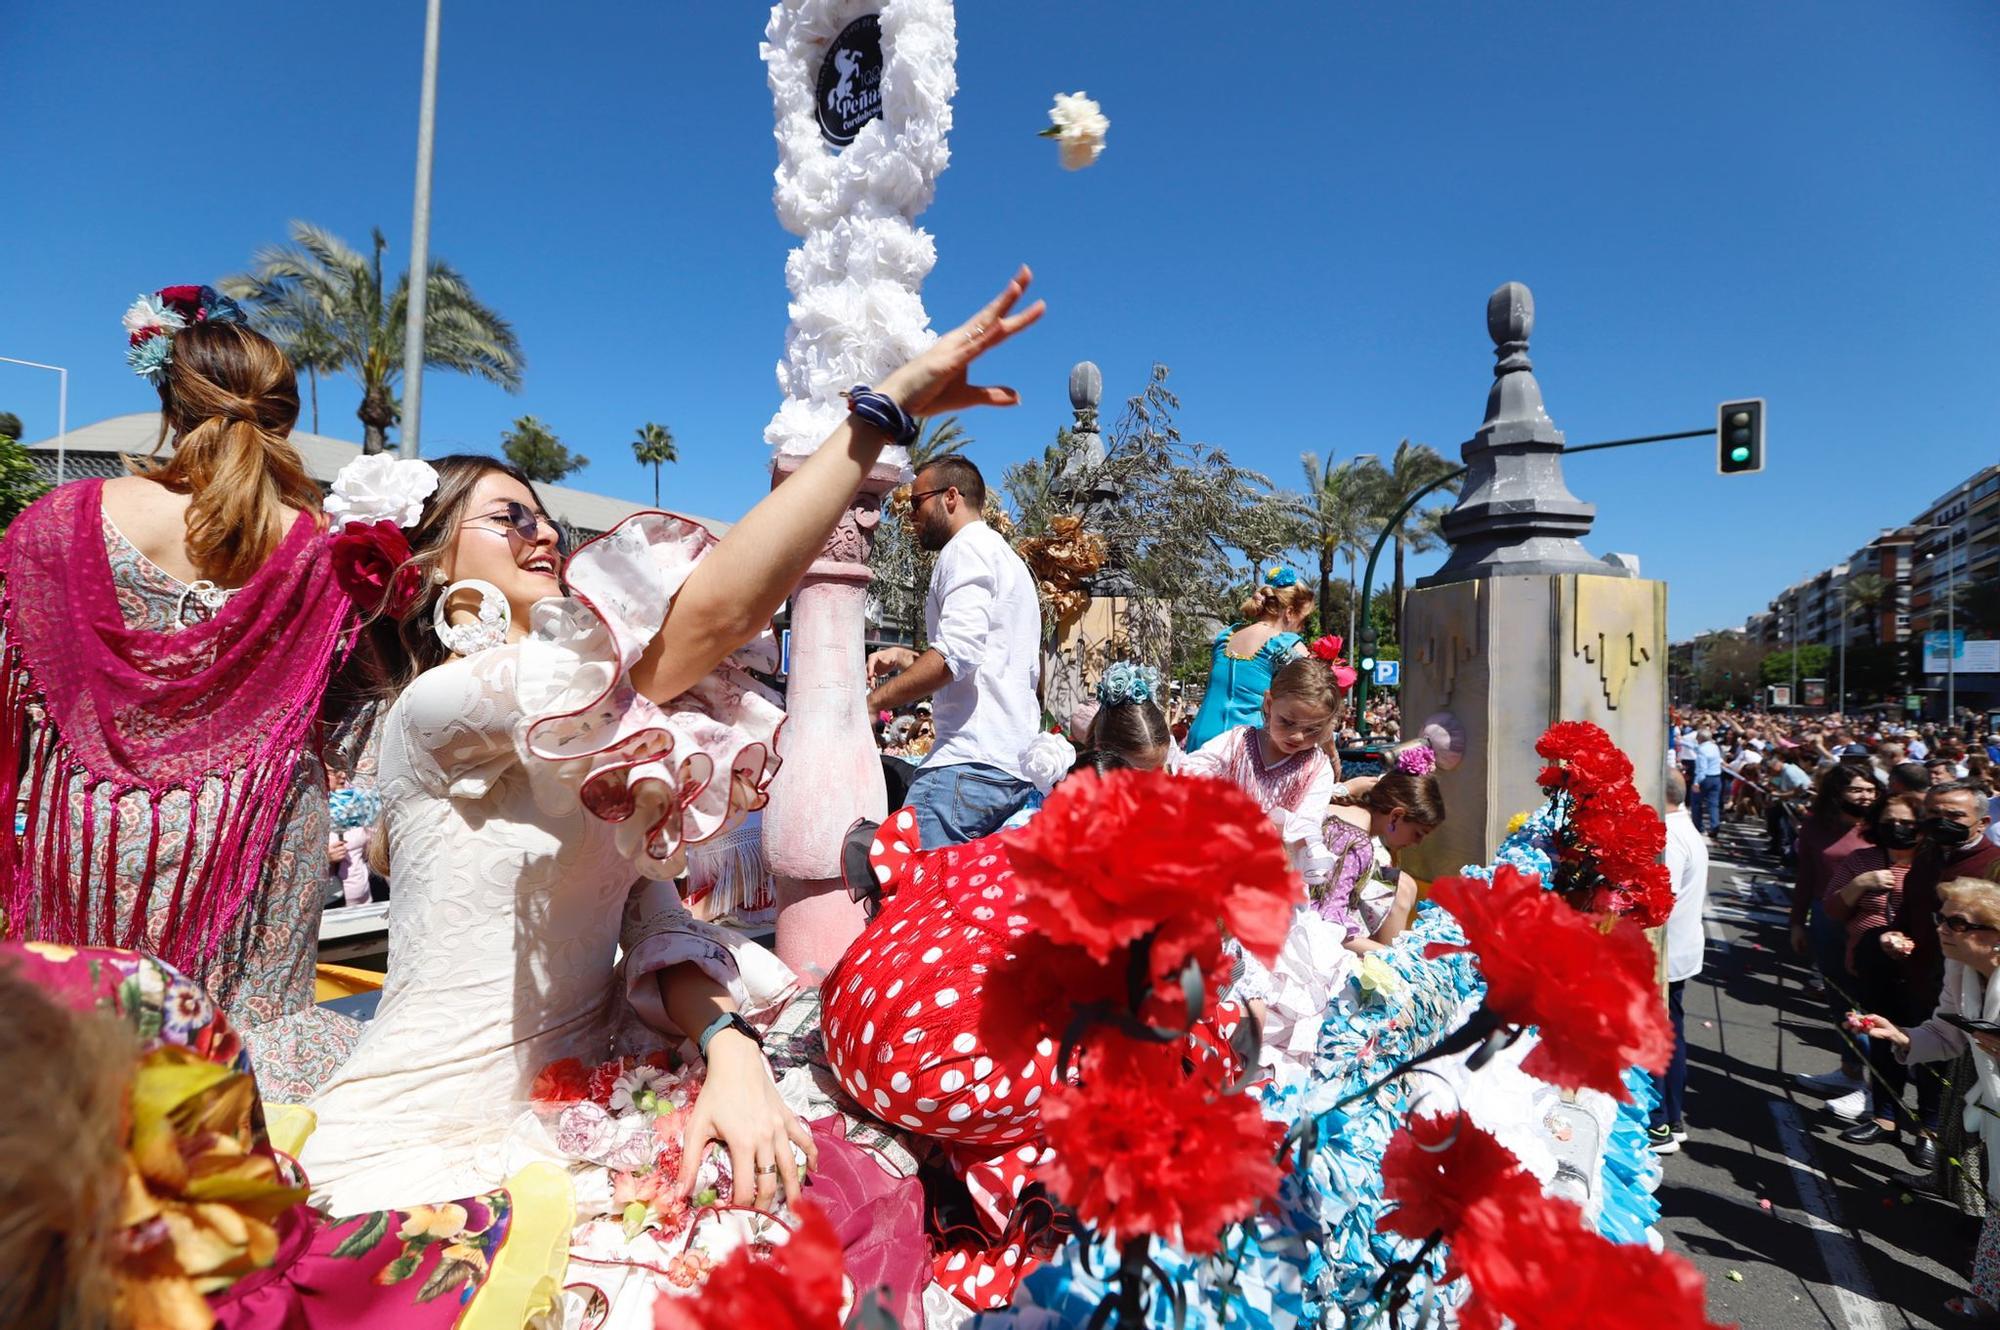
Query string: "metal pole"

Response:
xmin=0 ymin=357 xmax=68 ymax=485
xmin=1838 ymin=590 xmax=1847 ymax=717
xmin=399 ymin=0 xmax=443 ymax=460
xmin=1790 ymin=600 xmax=1799 ymax=709
xmin=1346 ymin=547 xmax=1358 ymax=650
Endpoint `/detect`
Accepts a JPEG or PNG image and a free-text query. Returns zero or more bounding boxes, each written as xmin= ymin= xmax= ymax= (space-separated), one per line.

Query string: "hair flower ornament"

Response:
xmin=121 ymin=285 xmax=247 ymax=386
xmin=325 ymin=455 xmax=441 ymax=617
xmin=1262 ymin=564 xmax=1300 ymax=589
xmin=1394 ymin=744 xmax=1438 ymax=778
xmin=1095 ymin=661 xmax=1162 ymax=708
xmin=1307 ymin=635 xmax=1360 ymax=691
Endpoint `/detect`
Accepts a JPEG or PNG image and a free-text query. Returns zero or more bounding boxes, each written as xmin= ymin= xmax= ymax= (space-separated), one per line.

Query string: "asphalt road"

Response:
xmin=1662 ymin=819 xmax=1983 ymax=1329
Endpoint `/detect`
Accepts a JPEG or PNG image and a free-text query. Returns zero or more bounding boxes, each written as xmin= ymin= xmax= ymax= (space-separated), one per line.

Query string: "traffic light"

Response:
xmin=1717 ymin=398 xmax=1765 ymax=475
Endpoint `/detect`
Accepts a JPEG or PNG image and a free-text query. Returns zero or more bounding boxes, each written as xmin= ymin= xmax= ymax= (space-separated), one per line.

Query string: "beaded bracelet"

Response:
xmin=845 ymin=385 xmax=920 ymax=447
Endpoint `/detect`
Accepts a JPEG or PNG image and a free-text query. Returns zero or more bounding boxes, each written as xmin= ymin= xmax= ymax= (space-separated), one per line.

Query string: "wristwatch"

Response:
xmin=698 ymin=1011 xmax=764 ymax=1059
xmin=1330 ymin=781 xmax=1351 ymax=801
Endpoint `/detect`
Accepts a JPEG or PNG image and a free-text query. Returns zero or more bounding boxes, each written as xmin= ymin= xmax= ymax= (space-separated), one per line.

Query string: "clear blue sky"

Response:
xmin=5 ymin=2 xmax=1996 ymax=638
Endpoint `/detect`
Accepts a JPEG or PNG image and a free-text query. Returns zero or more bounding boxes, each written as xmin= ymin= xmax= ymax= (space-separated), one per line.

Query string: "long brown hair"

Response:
xmin=1268 ymin=657 xmax=1347 ymax=715
xmin=1358 ymin=768 xmax=1447 ymax=827
xmin=0 ymin=964 xmax=136 ymax=1330
xmin=133 ymin=321 xmax=318 ymax=585
xmin=352 ymin=454 xmax=553 ymax=701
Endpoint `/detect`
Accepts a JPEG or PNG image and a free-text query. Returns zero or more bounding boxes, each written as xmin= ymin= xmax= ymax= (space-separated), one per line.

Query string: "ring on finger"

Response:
xmin=964 ymin=323 xmax=988 ymax=344
xmin=756 ymin=1163 xmax=780 ymax=1175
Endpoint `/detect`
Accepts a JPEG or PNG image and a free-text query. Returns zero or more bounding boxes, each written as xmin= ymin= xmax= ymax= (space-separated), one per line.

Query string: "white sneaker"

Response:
xmin=1826 ymin=1089 xmax=1868 ymax=1121
xmin=1796 ymin=1068 xmax=1863 ymax=1096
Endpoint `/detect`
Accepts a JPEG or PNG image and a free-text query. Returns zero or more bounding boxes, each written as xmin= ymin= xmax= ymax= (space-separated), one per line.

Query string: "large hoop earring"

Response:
xmin=432 ymin=579 xmax=511 ymax=657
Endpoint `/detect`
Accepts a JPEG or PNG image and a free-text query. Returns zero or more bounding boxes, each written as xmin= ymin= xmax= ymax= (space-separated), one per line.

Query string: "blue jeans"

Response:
xmin=1693 ymin=774 xmax=1722 ymax=833
xmin=905 ymin=762 xmax=1036 ymax=850
xmin=1652 ymin=980 xmax=1688 ymax=1131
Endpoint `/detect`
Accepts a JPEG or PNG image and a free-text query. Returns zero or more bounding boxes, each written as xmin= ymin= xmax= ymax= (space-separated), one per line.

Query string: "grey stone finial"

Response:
xmin=1421 ymin=282 xmax=1629 ymax=587
xmin=1068 ymin=361 xmax=1102 ymax=416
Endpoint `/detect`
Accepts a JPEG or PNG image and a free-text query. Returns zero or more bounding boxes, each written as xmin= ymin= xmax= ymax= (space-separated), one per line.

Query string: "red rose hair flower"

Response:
xmin=1008 ymin=769 xmax=1301 ymax=967
xmin=654 ymin=1200 xmax=847 ymax=1330
xmin=329 ymin=519 xmax=425 ymax=616
xmin=1428 ymin=866 xmax=1672 ymax=1098
xmin=1039 ymin=1040 xmax=1284 ymax=1254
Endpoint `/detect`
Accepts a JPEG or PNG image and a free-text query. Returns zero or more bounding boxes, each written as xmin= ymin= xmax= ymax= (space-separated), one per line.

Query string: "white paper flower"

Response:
xmin=1045 ymin=92 xmax=1108 ymax=171
xmin=1019 ymin=731 xmax=1078 ymax=795
xmin=326 ymin=453 xmax=441 ymax=529
xmin=121 ymin=294 xmax=186 ymax=338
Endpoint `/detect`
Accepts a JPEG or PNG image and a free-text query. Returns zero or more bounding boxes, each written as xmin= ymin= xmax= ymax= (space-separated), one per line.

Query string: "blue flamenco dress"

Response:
xmin=1186 ymin=626 xmax=1304 ymax=753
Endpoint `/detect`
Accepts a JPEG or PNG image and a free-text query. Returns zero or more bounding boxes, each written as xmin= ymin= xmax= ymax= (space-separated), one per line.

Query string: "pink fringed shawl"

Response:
xmin=0 ymin=480 xmax=351 ymax=970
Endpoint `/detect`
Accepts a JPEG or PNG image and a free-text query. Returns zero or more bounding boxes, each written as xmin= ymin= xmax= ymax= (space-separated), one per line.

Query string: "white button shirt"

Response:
xmin=1662 ymin=805 xmax=1711 ymax=983
xmin=921 ymin=520 xmax=1043 ymax=779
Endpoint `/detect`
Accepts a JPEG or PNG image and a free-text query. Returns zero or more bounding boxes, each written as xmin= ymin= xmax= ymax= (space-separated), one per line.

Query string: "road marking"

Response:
xmin=1768 ymin=1100 xmax=1888 ymax=1330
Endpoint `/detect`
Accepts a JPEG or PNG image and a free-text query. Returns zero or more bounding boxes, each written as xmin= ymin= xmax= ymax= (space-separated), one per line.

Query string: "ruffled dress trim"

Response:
xmin=516 ymin=513 xmax=785 ymax=881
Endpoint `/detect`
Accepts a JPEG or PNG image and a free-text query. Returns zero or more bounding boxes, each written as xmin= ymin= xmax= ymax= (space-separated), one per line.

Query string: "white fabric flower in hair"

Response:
xmin=327 ymin=454 xmax=441 ymax=529
xmin=122 ymin=294 xmax=187 ymax=338
xmin=1019 ymin=730 xmax=1078 ymax=795
xmin=1044 ymin=92 xmax=1109 ymax=170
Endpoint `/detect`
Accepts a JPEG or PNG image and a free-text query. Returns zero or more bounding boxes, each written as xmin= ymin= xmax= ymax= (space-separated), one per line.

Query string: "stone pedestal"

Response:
xmin=761 ymin=457 xmax=900 ymax=981
xmin=1400 ymin=573 xmax=1667 ymax=883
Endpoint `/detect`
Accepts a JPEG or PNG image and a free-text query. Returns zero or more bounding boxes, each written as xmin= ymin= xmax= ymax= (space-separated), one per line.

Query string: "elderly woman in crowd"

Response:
xmin=1859 ymin=875 xmax=2000 ymax=1323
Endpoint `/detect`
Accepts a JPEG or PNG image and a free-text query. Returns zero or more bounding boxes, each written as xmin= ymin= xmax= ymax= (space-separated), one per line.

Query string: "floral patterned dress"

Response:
xmin=58 ymin=519 xmax=361 ymax=1101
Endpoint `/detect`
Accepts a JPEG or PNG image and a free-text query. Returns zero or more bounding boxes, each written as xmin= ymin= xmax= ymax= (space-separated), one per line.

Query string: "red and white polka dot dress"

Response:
xmin=821 ymin=808 xmax=1247 ymax=1312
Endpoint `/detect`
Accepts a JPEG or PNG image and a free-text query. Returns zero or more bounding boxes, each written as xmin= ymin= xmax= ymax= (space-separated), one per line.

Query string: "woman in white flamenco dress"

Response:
xmin=299 ymin=269 xmax=1048 ymax=1327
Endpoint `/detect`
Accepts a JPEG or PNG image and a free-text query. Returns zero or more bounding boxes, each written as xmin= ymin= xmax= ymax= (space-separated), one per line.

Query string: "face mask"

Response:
xmin=1922 ymin=816 xmax=1973 ymax=850
xmin=1878 ymin=820 xmax=1921 ymax=850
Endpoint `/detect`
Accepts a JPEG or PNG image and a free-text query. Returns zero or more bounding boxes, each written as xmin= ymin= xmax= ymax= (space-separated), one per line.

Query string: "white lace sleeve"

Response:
xmin=514 ymin=514 xmax=784 ymax=881
xmin=619 ymin=879 xmax=799 ymax=1041
xmin=391 ymin=651 xmax=527 ymax=800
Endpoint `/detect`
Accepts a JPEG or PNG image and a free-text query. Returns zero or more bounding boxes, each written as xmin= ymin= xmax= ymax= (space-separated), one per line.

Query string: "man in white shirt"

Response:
xmin=1692 ymin=728 xmax=1725 ymax=835
xmin=866 ymin=457 xmax=1043 ymax=847
xmin=1650 ymin=767 xmax=1710 ymax=1154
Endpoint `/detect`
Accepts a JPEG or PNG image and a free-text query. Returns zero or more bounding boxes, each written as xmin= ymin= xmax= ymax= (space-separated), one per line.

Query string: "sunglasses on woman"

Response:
xmin=1933 ymin=911 xmax=2000 ymax=936
xmin=468 ymin=501 xmax=567 ymax=556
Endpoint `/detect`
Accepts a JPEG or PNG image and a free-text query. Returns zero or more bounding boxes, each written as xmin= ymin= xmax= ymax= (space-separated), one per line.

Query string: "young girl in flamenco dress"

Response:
xmin=1180 ymin=647 xmax=1355 ymax=873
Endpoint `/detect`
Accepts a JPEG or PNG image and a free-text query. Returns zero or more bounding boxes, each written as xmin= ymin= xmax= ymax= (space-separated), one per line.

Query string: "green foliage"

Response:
xmin=0 ymin=412 xmax=21 ymax=441
xmin=630 ymin=422 xmax=677 ymax=506
xmin=1687 ymin=633 xmax=1768 ymax=706
xmin=501 ymin=415 xmax=586 ymax=483
xmin=1761 ymin=643 xmax=1833 ymax=687
xmin=0 ymin=434 xmax=50 ymax=531
xmin=223 ymin=221 xmax=523 ymax=454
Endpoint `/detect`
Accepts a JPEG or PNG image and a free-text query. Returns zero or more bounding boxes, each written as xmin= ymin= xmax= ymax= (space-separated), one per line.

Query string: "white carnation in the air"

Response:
xmin=1044 ymin=92 xmax=1109 ymax=170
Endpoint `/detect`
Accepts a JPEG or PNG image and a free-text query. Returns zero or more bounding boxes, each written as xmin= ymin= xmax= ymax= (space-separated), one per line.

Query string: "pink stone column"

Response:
xmin=761 ymin=455 xmax=901 ymax=982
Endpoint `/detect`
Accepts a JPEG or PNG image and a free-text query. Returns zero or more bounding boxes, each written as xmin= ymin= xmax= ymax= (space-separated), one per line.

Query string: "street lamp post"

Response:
xmin=0 ymin=357 xmax=67 ymax=486
xmin=399 ymin=0 xmax=443 ymax=459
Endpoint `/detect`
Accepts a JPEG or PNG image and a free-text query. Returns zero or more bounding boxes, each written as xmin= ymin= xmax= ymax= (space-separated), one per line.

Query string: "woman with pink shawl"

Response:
xmin=0 ymin=290 xmax=361 ymax=1101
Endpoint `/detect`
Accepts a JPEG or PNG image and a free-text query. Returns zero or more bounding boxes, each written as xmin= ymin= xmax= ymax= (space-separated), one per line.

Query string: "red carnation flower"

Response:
xmin=1381 ymin=1115 xmax=1730 ymax=1330
xmin=1039 ymin=1039 xmax=1283 ymax=1254
xmin=1008 ymin=769 xmax=1301 ymax=968
xmin=329 ymin=520 xmax=424 ymax=616
xmin=1378 ymin=1113 xmax=1541 ymax=1258
xmin=655 ymin=1200 xmax=847 ymax=1330
xmin=530 ymin=1057 xmax=592 ymax=1108
xmin=1428 ymin=866 xmax=1672 ymax=1097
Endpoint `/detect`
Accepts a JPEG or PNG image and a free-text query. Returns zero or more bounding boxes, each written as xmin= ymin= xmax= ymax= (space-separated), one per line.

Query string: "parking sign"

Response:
xmin=1373 ymin=659 xmax=1401 ymax=688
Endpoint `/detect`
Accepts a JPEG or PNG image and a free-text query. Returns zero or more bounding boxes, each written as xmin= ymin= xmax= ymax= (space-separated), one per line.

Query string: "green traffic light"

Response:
xmin=1730 ymin=446 xmax=1751 ymax=463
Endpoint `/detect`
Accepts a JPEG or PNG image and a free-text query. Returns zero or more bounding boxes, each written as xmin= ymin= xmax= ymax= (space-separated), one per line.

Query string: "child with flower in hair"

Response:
xmin=1181 ymin=642 xmax=1356 ymax=874
xmin=1320 ymin=745 xmax=1448 ymax=951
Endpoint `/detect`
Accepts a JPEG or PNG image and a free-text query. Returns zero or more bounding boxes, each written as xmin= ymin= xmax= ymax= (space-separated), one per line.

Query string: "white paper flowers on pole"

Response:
xmin=762 ymin=0 xmax=958 ymax=465
xmin=1043 ymin=92 xmax=1109 ymax=170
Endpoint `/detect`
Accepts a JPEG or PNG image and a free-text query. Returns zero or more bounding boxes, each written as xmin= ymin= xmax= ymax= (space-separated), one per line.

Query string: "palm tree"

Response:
xmin=232 ymin=280 xmax=344 ymax=433
xmin=1297 ymin=450 xmax=1383 ymax=643
xmin=1845 ymin=572 xmax=1889 ymax=646
xmin=1367 ymin=438 xmax=1461 ymax=646
xmin=631 ymin=422 xmax=677 ymax=506
xmin=910 ymin=415 xmax=970 ymax=471
xmin=222 ymin=222 xmax=523 ymax=454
